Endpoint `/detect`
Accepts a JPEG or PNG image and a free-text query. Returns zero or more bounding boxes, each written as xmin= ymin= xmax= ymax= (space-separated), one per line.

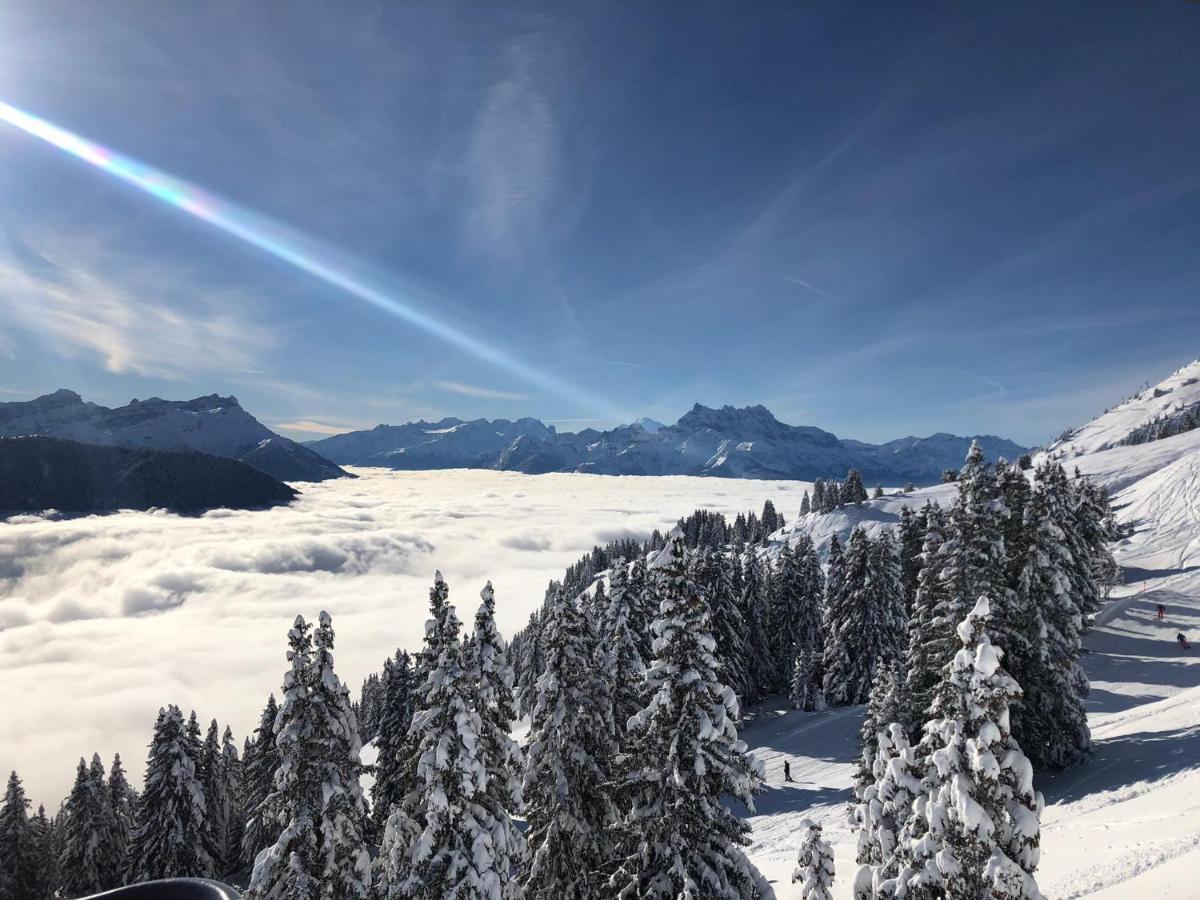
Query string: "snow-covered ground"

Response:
xmin=742 ymin=363 xmax=1200 ymax=898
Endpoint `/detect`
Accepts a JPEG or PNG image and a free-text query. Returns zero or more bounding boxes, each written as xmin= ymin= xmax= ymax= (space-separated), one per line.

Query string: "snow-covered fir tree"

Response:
xmin=248 ymin=619 xmax=322 ymax=899
xmin=788 ymin=647 xmax=823 ymax=712
xmin=200 ymin=719 xmax=229 ymax=874
xmin=464 ymin=581 xmax=526 ymax=900
xmin=853 ymin=723 xmax=923 ymax=898
xmin=892 ymin=597 xmax=1044 ymax=900
xmin=823 ymin=528 xmax=905 ymax=706
xmin=800 ymin=491 xmax=811 ymax=516
xmin=769 ymin=536 xmax=824 ymax=695
xmin=854 ymin=664 xmax=903 ymax=800
xmin=371 ymin=649 xmax=414 ymax=834
xmin=521 ymin=586 xmax=617 ymax=899
xmin=26 ymin=804 xmax=56 ymax=900
xmin=379 ymin=574 xmax=494 ymax=899
xmin=241 ymin=694 xmax=281 ymax=868
xmin=107 ymin=754 xmax=136 ymax=885
xmin=901 ymin=503 xmax=949 ymax=734
xmin=740 ymin=556 xmax=775 ymax=704
xmin=819 ymin=534 xmax=850 ymax=704
xmin=310 ymin=611 xmax=372 ymax=899
xmin=514 ymin=612 xmax=543 ymax=718
xmin=761 ymin=499 xmax=781 ymax=535
xmin=843 ymin=468 xmax=868 ymax=506
xmin=609 ymin=535 xmax=772 ymax=899
xmin=697 ymin=544 xmax=751 ymax=702
xmin=792 ymin=819 xmax=834 ymax=900
xmin=1013 ymin=470 xmax=1092 ymax=770
xmin=127 ymin=706 xmax=214 ymax=882
xmin=0 ymin=770 xmax=38 ymax=900
xmin=897 ymin=505 xmax=926 ymax=614
xmin=600 ymin=559 xmax=650 ymax=747
xmin=219 ymin=726 xmax=245 ymax=873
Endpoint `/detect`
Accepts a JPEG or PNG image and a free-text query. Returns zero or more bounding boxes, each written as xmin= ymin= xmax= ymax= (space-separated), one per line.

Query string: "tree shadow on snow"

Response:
xmin=1040 ymin=724 xmax=1200 ymax=806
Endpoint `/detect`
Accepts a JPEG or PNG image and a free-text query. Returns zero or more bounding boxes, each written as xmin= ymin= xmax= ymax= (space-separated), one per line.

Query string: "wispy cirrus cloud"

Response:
xmin=0 ymin=229 xmax=273 ymax=380
xmin=432 ymin=379 xmax=527 ymax=401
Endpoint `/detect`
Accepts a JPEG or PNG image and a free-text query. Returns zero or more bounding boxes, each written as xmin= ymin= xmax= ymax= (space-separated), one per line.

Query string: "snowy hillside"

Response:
xmin=0 ymin=389 xmax=348 ymax=483
xmin=744 ymin=360 xmax=1200 ymax=898
xmin=1044 ymin=359 xmax=1200 ymax=459
xmin=309 ymin=403 xmax=1026 ymax=485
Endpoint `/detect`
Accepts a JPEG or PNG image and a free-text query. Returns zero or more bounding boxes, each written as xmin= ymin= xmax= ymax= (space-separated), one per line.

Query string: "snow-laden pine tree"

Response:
xmin=901 ymin=503 xmax=948 ymax=734
xmin=200 ymin=719 xmax=229 ymax=874
xmin=522 ymin=586 xmax=618 ymax=899
xmin=853 ymin=724 xmax=923 ymax=898
xmin=609 ymin=535 xmax=773 ymax=899
xmin=761 ymin=499 xmax=780 ymax=535
xmin=819 ymin=534 xmax=850 ymax=704
xmin=89 ymin=752 xmax=124 ymax=888
xmin=823 ymin=529 xmax=904 ymax=706
xmin=697 ymin=545 xmax=751 ymax=702
xmin=248 ymin=619 xmax=322 ymax=899
xmin=893 ymin=597 xmax=1044 ymax=900
xmin=241 ymin=694 xmax=281 ymax=868
xmin=897 ymin=505 xmax=926 ymax=614
xmin=788 ymin=647 xmax=823 ymax=712
xmin=792 ymin=819 xmax=834 ymax=900
xmin=854 ymin=664 xmax=902 ymax=801
xmin=800 ymin=491 xmax=812 ymax=516
xmin=601 ymin=559 xmax=650 ymax=748
xmin=625 ymin=555 xmax=656 ymax=666
xmin=769 ymin=536 xmax=824 ymax=695
xmin=108 ymin=753 xmax=136 ymax=880
xmin=27 ymin=804 xmax=56 ymax=900
xmin=220 ymin=726 xmax=245 ymax=873
xmin=465 ymin=581 xmax=526 ymax=900
xmin=843 ymin=469 xmax=868 ymax=507
xmin=371 ymin=649 xmax=414 ymax=834
xmin=0 ymin=770 xmax=37 ymax=900
xmin=379 ymin=574 xmax=493 ymax=899
xmin=1013 ymin=471 xmax=1092 ymax=770
xmin=514 ymin=613 xmax=543 ymax=718
xmin=740 ymin=555 xmax=775 ymax=704
xmin=312 ymin=611 xmax=372 ymax=899
xmin=1070 ymin=473 xmax=1119 ymax=607
xmin=127 ymin=706 xmax=214 ymax=882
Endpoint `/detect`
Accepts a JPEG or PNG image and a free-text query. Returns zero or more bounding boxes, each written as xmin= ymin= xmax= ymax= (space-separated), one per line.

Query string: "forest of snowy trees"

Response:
xmin=0 ymin=445 xmax=1116 ymax=900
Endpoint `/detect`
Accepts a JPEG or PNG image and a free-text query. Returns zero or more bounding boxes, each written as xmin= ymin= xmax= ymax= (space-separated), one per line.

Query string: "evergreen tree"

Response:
xmin=697 ymin=545 xmax=751 ymax=702
xmin=220 ymin=727 xmax=245 ymax=874
xmin=853 ymin=724 xmax=922 ymax=898
xmin=901 ymin=503 xmax=950 ymax=734
xmin=792 ymin=819 xmax=834 ymax=900
xmin=800 ymin=491 xmax=811 ymax=516
xmin=127 ymin=706 xmax=214 ymax=881
xmin=843 ymin=469 xmax=868 ymax=507
xmin=826 ymin=481 xmax=842 ymax=512
xmin=0 ymin=771 xmax=37 ymax=900
xmin=247 ymin=619 xmax=321 ymax=899
xmin=241 ymin=694 xmax=281 ymax=868
xmin=371 ymin=649 xmax=414 ymax=835
xmin=740 ymin=556 xmax=774 ymax=703
xmin=897 ymin=505 xmax=925 ymax=614
xmin=769 ymin=537 xmax=824 ymax=695
xmin=27 ymin=804 xmax=56 ymax=900
xmin=312 ymin=611 xmax=371 ymax=899
xmin=823 ymin=529 xmax=904 ymax=706
xmin=819 ymin=535 xmax=850 ymax=704
xmin=107 ymin=754 xmax=136 ymax=885
xmin=609 ymin=535 xmax=771 ymax=899
xmin=854 ymin=664 xmax=903 ymax=800
xmin=379 ymin=574 xmax=492 ymax=898
xmin=893 ymin=597 xmax=1044 ymax=899
xmin=200 ymin=719 xmax=229 ymax=873
xmin=812 ymin=481 xmax=826 ymax=514
xmin=761 ymin=499 xmax=780 ymax=536
xmin=465 ymin=581 xmax=526 ymax=900
xmin=515 ymin=613 xmax=544 ymax=718
xmin=521 ymin=587 xmax=617 ymax=899
xmin=788 ymin=647 xmax=823 ymax=712
xmin=1014 ymin=472 xmax=1092 ymax=770
xmin=601 ymin=559 xmax=650 ymax=748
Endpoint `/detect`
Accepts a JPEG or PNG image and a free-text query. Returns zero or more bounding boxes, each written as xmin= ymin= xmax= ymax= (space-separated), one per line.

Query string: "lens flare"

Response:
xmin=0 ymin=100 xmax=622 ymax=418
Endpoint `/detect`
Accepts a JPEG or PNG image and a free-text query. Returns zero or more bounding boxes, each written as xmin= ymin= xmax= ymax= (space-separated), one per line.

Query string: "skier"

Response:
xmin=1177 ymin=633 xmax=1190 ymax=651
xmin=1157 ymin=603 xmax=1166 ymax=621
xmin=783 ymin=760 xmax=793 ymax=782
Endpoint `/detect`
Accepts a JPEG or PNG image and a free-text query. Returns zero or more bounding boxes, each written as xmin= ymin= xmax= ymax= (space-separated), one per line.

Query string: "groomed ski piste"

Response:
xmin=742 ymin=361 xmax=1200 ymax=898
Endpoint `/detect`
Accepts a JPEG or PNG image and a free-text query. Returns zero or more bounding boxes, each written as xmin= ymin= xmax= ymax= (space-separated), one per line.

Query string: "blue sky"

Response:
xmin=0 ymin=2 xmax=1196 ymax=445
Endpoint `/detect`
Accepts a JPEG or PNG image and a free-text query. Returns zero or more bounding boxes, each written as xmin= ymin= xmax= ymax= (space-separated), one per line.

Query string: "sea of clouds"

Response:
xmin=0 ymin=467 xmax=810 ymax=805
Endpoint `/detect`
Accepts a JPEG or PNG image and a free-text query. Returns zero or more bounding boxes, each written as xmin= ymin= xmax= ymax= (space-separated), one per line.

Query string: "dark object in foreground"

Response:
xmin=81 ymin=880 xmax=242 ymax=900
xmin=0 ymin=436 xmax=298 ymax=515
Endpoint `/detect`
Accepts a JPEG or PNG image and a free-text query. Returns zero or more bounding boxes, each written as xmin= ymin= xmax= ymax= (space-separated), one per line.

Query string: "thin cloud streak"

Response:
xmin=432 ymin=380 xmax=528 ymax=402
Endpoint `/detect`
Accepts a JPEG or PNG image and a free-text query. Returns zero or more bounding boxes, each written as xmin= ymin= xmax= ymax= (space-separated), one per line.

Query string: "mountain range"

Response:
xmin=0 ymin=390 xmax=347 ymax=483
xmin=307 ymin=403 xmax=1028 ymax=485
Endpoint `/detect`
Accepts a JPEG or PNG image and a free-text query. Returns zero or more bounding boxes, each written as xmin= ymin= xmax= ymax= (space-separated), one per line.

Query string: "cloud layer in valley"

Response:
xmin=0 ymin=468 xmax=809 ymax=805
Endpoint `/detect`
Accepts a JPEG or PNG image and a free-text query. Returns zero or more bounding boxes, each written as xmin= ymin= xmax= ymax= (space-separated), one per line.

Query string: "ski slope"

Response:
xmin=742 ymin=364 xmax=1200 ymax=898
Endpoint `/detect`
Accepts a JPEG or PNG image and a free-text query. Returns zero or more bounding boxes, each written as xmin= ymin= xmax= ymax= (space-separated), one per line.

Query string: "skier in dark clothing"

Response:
xmin=783 ymin=760 xmax=792 ymax=782
xmin=1178 ymin=633 xmax=1190 ymax=650
xmin=1157 ymin=603 xmax=1166 ymax=621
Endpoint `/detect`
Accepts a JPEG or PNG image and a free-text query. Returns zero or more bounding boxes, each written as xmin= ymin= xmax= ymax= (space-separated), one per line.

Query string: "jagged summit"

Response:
xmin=309 ymin=403 xmax=1026 ymax=484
